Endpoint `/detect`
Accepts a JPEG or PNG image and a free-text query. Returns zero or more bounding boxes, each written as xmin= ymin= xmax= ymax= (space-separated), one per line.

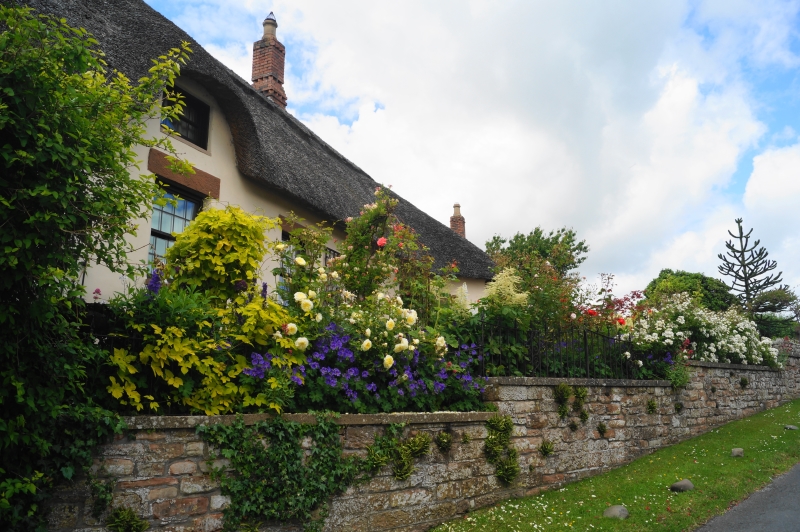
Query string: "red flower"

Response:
xmin=586 ymin=309 xmax=598 ymax=316
xmin=617 ymin=318 xmax=625 ymax=325
xmin=377 ymin=237 xmax=387 ymax=247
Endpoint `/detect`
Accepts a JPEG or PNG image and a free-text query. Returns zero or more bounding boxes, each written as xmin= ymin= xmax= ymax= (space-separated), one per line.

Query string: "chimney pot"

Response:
xmin=262 ymin=12 xmax=278 ymax=39
xmin=450 ymin=203 xmax=465 ymax=238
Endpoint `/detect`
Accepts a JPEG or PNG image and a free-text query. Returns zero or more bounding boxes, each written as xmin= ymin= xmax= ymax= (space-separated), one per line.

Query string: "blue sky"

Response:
xmin=145 ymin=0 xmax=800 ymax=295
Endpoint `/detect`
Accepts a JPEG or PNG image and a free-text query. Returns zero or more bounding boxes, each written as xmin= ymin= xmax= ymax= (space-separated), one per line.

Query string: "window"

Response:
xmin=149 ymin=192 xmax=200 ymax=263
xmin=324 ymin=247 xmax=340 ymax=267
xmin=161 ymin=88 xmax=210 ymax=150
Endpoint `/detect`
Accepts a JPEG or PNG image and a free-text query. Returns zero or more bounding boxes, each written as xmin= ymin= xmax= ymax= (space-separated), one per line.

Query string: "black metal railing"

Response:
xmin=476 ymin=316 xmax=640 ymax=380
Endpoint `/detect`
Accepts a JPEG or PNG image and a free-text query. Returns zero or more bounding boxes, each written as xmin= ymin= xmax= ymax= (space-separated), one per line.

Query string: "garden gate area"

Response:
xmin=47 ymin=353 xmax=800 ymax=532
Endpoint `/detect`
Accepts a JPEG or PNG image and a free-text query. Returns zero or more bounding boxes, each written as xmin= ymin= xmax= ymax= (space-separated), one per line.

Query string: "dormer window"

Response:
xmin=162 ymin=88 xmax=210 ymax=150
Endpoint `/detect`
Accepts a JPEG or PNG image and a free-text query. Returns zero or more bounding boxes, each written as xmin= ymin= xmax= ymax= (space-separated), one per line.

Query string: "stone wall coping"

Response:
xmin=687 ymin=360 xmax=781 ymax=372
xmin=486 ymin=376 xmax=672 ymax=387
xmin=122 ymin=411 xmax=497 ymax=430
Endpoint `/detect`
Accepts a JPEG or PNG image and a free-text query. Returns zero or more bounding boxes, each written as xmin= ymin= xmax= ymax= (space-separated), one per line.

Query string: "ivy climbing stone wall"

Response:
xmin=46 ymin=354 xmax=799 ymax=532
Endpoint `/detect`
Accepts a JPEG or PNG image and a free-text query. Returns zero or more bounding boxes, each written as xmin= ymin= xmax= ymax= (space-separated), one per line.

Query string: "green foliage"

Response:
xmin=0 ymin=7 xmax=192 ymax=528
xmin=89 ymin=476 xmax=115 ymax=519
xmin=568 ymin=420 xmax=579 ymax=432
xmin=573 ymin=386 xmax=588 ymax=411
xmin=486 ymin=227 xmax=589 ymax=277
xmin=484 ymin=415 xmax=519 ymax=484
xmin=554 ymin=383 xmax=572 ymax=419
xmin=675 ymin=402 xmax=684 ymax=414
xmin=462 ymin=433 xmax=471 ymax=444
xmin=740 ymin=377 xmax=749 ymax=389
xmin=198 ymin=414 xmax=364 ymax=532
xmin=596 ymin=422 xmax=608 ymax=437
xmin=538 ymin=440 xmax=555 ymax=457
xmin=167 ymin=206 xmax=278 ymax=302
xmin=711 ymin=386 xmax=717 ymax=393
xmin=106 ymin=507 xmax=149 ymax=532
xmin=579 ymin=409 xmax=589 ymax=424
xmin=646 ymin=399 xmax=658 ymax=415
xmin=435 ymin=432 xmax=453 ymax=453
xmin=644 ymin=269 xmax=738 ymax=311
xmin=364 ymin=425 xmax=431 ymax=481
xmin=665 ymin=362 xmax=691 ymax=389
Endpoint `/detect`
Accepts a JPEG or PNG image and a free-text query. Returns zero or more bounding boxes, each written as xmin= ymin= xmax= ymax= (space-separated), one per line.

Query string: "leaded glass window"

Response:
xmin=149 ymin=193 xmax=199 ymax=263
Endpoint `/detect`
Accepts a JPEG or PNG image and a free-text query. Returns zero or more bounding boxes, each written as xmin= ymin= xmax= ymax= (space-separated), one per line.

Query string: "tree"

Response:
xmin=485 ymin=227 xmax=589 ymax=278
xmin=643 ymin=269 xmax=738 ymax=312
xmin=717 ymin=218 xmax=796 ymax=336
xmin=0 ymin=7 xmax=191 ymax=528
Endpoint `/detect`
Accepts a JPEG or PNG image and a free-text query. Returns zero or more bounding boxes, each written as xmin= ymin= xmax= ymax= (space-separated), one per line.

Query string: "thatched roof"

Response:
xmin=24 ymin=0 xmax=494 ymax=279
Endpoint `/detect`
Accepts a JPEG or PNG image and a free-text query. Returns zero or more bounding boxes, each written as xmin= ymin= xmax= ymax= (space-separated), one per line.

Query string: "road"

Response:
xmin=695 ymin=462 xmax=800 ymax=532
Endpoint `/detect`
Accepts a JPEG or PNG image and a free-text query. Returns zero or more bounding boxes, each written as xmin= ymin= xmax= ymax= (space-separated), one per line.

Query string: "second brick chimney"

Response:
xmin=450 ymin=203 xmax=466 ymax=238
xmin=252 ymin=12 xmax=287 ymax=108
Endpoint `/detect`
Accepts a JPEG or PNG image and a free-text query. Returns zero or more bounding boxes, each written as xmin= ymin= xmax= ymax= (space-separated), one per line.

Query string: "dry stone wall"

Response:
xmin=47 ymin=354 xmax=799 ymax=532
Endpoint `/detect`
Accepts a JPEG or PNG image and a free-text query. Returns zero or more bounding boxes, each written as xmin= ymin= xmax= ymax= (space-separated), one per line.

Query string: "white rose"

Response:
xmin=436 ymin=336 xmax=447 ymax=349
xmin=295 ymin=337 xmax=309 ymax=350
xmin=383 ymin=355 xmax=394 ymax=369
xmin=361 ymin=339 xmax=372 ymax=351
xmin=386 ymin=319 xmax=395 ymax=331
xmin=315 ymin=313 xmax=323 ymax=323
xmin=376 ymin=292 xmax=385 ymax=300
xmin=396 ymin=296 xmax=403 ymax=306
xmin=365 ymin=328 xmax=371 ymax=337
xmin=273 ymin=331 xmax=283 ymax=339
xmin=295 ymin=256 xmax=306 ymax=266
xmin=394 ymin=338 xmax=410 ymax=353
xmin=275 ymin=243 xmax=286 ymax=251
xmin=405 ymin=309 xmax=417 ymax=325
xmin=286 ymin=323 xmax=298 ymax=335
xmin=308 ymin=290 xmax=317 ymax=299
xmin=331 ymin=271 xmax=339 ymax=279
xmin=318 ymin=267 xmax=325 ymax=274
xmin=301 ymin=299 xmax=314 ymax=312
xmin=320 ymin=273 xmax=328 ymax=281
xmin=294 ymin=292 xmax=307 ymax=302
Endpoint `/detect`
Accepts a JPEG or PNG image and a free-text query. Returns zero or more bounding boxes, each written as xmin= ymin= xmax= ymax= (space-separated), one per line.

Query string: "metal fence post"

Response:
xmin=584 ymin=328 xmax=589 ymax=378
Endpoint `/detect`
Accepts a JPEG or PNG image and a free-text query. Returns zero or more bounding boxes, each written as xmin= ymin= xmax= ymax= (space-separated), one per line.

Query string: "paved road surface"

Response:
xmin=695 ymin=462 xmax=800 ymax=532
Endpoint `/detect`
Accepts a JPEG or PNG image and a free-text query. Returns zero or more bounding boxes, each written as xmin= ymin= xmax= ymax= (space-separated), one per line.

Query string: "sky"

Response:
xmin=145 ymin=0 xmax=800 ymax=296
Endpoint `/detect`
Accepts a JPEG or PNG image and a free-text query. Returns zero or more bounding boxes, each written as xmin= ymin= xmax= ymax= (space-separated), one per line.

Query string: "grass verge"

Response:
xmin=433 ymin=398 xmax=800 ymax=531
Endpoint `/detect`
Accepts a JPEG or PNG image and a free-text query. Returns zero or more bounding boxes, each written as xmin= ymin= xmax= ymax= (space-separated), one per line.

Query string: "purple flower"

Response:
xmin=433 ymin=381 xmax=446 ymax=394
xmin=309 ymin=361 xmax=320 ymax=370
xmin=397 ymin=389 xmax=405 ymax=396
xmin=361 ymin=371 xmax=369 ymax=379
xmin=291 ymin=375 xmax=303 ymax=386
xmin=324 ymin=376 xmax=338 ymax=387
xmin=234 ymin=280 xmax=248 ymax=292
xmin=145 ymin=270 xmax=162 ymax=294
xmin=243 ymin=352 xmax=272 ymax=379
xmin=261 ymin=282 xmax=268 ymax=299
xmin=366 ymin=383 xmax=377 ymax=392
xmin=312 ymin=351 xmax=325 ymax=361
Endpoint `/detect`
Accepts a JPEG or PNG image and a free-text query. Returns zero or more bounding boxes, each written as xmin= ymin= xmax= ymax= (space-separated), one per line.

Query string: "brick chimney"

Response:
xmin=252 ymin=12 xmax=287 ymax=108
xmin=450 ymin=203 xmax=465 ymax=238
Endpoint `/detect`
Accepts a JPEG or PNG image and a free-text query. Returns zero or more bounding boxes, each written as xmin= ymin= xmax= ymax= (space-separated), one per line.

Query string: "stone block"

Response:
xmin=345 ymin=425 xmax=381 ymax=449
xmin=390 ymin=488 xmax=433 ymax=508
xmin=185 ymin=442 xmax=205 ymax=456
xmin=169 ymin=460 xmax=198 ymax=475
xmin=46 ymin=504 xmax=79 ymax=529
xmin=136 ymin=461 xmax=166 ymax=477
xmin=97 ymin=458 xmax=134 ymax=477
xmin=148 ymin=443 xmax=185 ymax=461
xmin=152 ymin=496 xmax=209 ymax=519
xmin=149 ymin=486 xmax=179 ymax=500
xmin=133 ymin=431 xmax=166 ymax=441
xmin=198 ymin=459 xmax=231 ymax=473
xmin=193 ymin=512 xmax=224 ymax=532
xmin=180 ymin=476 xmax=218 ymax=494
xmin=118 ymin=477 xmax=178 ymax=490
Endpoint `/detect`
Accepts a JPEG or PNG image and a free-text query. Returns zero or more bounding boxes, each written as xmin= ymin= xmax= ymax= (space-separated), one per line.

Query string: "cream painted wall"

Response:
xmin=84 ymin=77 xmax=484 ymax=303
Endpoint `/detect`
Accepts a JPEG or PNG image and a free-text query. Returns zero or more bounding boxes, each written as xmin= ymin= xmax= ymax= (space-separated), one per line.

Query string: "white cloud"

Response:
xmin=146 ymin=0 xmax=800 ymax=296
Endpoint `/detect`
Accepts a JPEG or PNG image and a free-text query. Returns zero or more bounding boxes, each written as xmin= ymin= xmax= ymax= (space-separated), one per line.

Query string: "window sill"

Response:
xmin=161 ymin=126 xmax=211 ymax=156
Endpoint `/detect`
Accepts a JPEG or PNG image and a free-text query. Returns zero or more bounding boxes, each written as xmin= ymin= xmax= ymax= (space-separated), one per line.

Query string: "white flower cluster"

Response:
xmin=629 ymin=293 xmax=779 ymax=366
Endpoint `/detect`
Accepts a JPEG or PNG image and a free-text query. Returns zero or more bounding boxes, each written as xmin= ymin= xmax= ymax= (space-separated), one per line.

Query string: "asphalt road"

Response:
xmin=695 ymin=462 xmax=800 ymax=532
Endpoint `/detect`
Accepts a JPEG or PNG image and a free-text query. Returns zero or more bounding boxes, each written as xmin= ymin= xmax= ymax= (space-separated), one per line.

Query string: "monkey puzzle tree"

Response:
xmin=717 ymin=218 xmax=796 ymax=336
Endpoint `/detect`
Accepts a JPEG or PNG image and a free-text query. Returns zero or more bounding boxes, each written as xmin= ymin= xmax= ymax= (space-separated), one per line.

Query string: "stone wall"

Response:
xmin=47 ymin=354 xmax=800 ymax=532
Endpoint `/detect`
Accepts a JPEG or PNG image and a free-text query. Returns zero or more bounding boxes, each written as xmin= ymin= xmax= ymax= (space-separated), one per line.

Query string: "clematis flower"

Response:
xmin=295 ymin=337 xmax=309 ymax=350
xmin=383 ymin=355 xmax=394 ymax=369
xmin=377 ymin=237 xmax=387 ymax=247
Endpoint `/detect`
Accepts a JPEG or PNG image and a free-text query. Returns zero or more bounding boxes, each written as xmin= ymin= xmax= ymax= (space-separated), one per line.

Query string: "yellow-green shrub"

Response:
xmin=166 ymin=206 xmax=278 ymax=301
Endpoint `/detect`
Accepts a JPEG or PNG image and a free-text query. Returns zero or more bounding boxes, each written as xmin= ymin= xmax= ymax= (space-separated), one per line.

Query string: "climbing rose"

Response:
xmin=377 ymin=237 xmax=387 ymax=247
xmin=295 ymin=337 xmax=309 ymax=350
xmin=295 ymin=256 xmax=307 ymax=266
xmin=300 ymin=299 xmax=314 ymax=312
xmin=586 ymin=309 xmax=598 ymax=316
xmin=617 ymin=318 xmax=626 ymax=325
xmin=361 ymin=339 xmax=372 ymax=351
xmin=383 ymin=355 xmax=394 ymax=369
xmin=285 ymin=323 xmax=298 ymax=335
